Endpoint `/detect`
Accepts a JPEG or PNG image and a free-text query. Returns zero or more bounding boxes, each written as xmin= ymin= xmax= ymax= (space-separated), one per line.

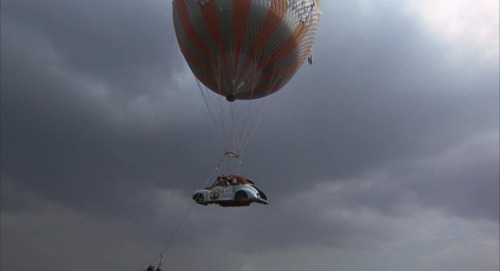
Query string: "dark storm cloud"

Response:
xmin=243 ymin=0 xmax=498 ymax=223
xmin=1 ymin=0 xmax=212 ymax=215
xmin=1 ymin=0 xmax=498 ymax=270
xmin=3 ymin=0 xmax=180 ymax=92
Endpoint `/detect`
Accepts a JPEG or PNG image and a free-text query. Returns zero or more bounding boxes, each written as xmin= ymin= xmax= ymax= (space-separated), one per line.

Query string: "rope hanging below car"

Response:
xmin=143 ymin=152 xmax=229 ymax=270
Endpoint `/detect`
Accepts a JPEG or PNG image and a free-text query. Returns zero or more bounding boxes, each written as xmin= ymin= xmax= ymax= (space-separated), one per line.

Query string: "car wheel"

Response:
xmin=194 ymin=194 xmax=205 ymax=204
xmin=235 ymin=191 xmax=249 ymax=204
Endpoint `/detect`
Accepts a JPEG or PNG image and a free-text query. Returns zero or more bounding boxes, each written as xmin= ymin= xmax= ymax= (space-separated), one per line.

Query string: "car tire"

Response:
xmin=235 ymin=191 xmax=249 ymax=204
xmin=194 ymin=194 xmax=205 ymax=205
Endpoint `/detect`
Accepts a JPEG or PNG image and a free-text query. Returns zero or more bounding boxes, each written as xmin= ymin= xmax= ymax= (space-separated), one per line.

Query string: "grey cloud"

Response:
xmin=1 ymin=0 xmax=498 ymax=270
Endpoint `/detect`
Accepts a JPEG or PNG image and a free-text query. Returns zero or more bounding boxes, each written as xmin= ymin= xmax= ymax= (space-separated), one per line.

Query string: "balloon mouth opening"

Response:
xmin=226 ymin=95 xmax=236 ymax=102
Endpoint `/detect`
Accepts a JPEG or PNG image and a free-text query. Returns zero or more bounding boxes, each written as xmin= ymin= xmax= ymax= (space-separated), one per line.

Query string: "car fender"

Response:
xmin=192 ymin=190 xmax=209 ymax=200
xmin=234 ymin=186 xmax=259 ymax=199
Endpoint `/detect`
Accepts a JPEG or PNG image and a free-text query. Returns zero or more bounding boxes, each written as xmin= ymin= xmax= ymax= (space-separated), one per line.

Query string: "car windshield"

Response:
xmin=214 ymin=178 xmax=228 ymax=187
xmin=212 ymin=175 xmax=255 ymax=188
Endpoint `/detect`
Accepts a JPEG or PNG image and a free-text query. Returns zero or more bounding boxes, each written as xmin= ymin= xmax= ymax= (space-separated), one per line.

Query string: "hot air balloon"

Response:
xmin=173 ymin=0 xmax=321 ymax=102
xmin=173 ymin=0 xmax=321 ymax=169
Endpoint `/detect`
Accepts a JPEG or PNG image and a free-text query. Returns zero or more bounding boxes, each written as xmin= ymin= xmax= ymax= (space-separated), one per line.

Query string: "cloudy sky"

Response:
xmin=1 ymin=0 xmax=498 ymax=270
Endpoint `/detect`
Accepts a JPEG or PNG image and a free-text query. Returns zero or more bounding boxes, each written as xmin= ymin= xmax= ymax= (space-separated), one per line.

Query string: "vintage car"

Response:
xmin=192 ymin=175 xmax=269 ymax=207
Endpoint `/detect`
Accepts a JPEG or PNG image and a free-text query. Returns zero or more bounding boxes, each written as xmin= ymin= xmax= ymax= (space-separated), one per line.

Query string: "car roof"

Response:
xmin=227 ymin=174 xmax=255 ymax=185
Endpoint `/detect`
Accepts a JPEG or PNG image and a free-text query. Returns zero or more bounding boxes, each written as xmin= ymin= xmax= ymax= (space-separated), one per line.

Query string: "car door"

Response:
xmin=217 ymin=182 xmax=235 ymax=201
xmin=210 ymin=181 xmax=232 ymax=201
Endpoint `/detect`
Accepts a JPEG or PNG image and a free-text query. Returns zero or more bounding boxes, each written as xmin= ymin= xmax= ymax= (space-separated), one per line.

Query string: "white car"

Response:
xmin=192 ymin=175 xmax=269 ymax=207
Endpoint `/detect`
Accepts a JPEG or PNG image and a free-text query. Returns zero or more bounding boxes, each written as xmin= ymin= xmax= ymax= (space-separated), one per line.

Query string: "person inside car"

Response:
xmin=231 ymin=177 xmax=238 ymax=185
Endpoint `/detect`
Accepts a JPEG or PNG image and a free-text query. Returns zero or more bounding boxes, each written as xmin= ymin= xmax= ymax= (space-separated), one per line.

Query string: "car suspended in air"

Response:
xmin=192 ymin=175 xmax=269 ymax=207
xmin=172 ymin=0 xmax=321 ymax=158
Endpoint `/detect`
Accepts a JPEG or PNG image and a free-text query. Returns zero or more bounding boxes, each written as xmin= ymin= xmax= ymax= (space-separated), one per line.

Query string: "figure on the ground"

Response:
xmin=145 ymin=265 xmax=160 ymax=271
xmin=145 ymin=254 xmax=163 ymax=271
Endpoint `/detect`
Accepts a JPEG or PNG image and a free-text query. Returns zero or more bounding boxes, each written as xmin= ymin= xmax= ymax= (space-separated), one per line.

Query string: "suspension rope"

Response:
xmin=198 ymin=79 xmax=228 ymax=151
xmin=195 ymin=59 xmax=275 ymax=157
xmin=236 ymin=66 xmax=279 ymax=154
xmin=238 ymin=93 xmax=276 ymax=154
